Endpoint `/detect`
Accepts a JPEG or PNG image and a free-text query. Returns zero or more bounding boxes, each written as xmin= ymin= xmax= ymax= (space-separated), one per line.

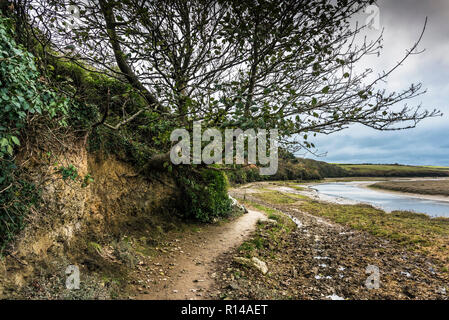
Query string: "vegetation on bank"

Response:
xmin=226 ymin=162 xmax=449 ymax=187
xmin=226 ymin=157 xmax=348 ymax=185
xmin=336 ymin=164 xmax=449 ymax=177
xmin=178 ymin=168 xmax=232 ymax=222
xmin=370 ymin=180 xmax=449 ymax=197
xmin=0 ymin=15 xmax=73 ymax=252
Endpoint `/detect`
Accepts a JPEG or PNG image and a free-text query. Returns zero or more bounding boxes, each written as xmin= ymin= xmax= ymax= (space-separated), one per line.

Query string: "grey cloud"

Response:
xmin=302 ymin=0 xmax=449 ymax=166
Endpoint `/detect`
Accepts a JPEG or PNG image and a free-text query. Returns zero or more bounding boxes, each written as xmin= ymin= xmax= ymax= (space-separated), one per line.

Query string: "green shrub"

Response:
xmin=178 ymin=168 xmax=232 ymax=222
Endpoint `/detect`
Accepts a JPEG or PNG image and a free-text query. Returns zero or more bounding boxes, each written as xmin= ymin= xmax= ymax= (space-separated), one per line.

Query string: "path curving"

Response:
xmin=137 ymin=209 xmax=266 ymax=300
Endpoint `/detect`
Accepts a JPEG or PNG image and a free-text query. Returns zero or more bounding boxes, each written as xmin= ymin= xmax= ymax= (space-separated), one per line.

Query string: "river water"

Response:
xmin=311 ymin=181 xmax=449 ymax=218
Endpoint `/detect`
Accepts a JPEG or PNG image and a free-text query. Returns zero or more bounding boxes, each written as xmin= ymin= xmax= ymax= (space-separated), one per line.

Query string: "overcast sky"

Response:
xmin=307 ymin=0 xmax=449 ymax=166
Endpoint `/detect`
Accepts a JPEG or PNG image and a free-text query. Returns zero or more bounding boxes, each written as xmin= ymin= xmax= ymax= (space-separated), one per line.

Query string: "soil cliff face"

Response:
xmin=0 ymin=140 xmax=181 ymax=298
xmin=86 ymin=152 xmax=181 ymax=237
xmin=14 ymin=142 xmax=90 ymax=259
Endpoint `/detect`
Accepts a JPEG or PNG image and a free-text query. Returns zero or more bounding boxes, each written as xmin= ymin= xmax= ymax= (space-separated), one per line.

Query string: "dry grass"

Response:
xmin=253 ymin=189 xmax=307 ymax=204
xmin=371 ymin=180 xmax=449 ymax=197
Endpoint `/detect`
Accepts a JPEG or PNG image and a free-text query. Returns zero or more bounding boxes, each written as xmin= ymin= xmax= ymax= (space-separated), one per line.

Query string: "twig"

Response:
xmin=103 ymin=107 xmax=150 ymax=130
xmin=8 ymin=252 xmax=28 ymax=266
xmin=0 ymin=183 xmax=12 ymax=194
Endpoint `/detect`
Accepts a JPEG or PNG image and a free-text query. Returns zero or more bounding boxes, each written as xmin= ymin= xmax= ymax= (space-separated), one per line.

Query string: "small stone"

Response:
xmin=233 ymin=256 xmax=268 ymax=275
xmin=227 ymin=282 xmax=240 ymax=291
xmin=292 ymin=266 xmax=298 ymax=278
xmin=437 ymin=287 xmax=447 ymax=295
xmin=263 ymin=219 xmax=278 ymax=225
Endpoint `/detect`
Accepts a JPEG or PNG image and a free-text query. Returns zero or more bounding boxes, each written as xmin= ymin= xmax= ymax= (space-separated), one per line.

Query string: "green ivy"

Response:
xmin=0 ymin=14 xmax=77 ymax=252
xmin=0 ymin=15 xmax=72 ymax=158
xmin=56 ymin=164 xmax=79 ymax=181
xmin=55 ymin=164 xmax=94 ymax=188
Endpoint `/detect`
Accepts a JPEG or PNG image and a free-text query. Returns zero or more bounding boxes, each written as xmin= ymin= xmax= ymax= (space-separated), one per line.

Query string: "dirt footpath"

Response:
xmin=136 ymin=209 xmax=266 ymax=300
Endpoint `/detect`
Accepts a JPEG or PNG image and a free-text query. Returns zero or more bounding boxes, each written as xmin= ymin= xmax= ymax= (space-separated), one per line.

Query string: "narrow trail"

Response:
xmin=137 ymin=209 xmax=266 ymax=300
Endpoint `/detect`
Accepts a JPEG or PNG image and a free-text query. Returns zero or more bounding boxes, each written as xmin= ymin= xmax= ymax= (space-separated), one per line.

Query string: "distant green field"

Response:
xmin=334 ymin=164 xmax=449 ymax=177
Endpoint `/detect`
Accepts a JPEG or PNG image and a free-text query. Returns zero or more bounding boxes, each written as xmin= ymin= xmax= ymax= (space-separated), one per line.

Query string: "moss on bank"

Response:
xmin=300 ymin=201 xmax=449 ymax=250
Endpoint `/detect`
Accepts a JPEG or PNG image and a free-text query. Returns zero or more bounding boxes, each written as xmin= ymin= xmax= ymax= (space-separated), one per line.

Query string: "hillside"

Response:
xmin=225 ymin=157 xmax=348 ymax=184
xmin=226 ymin=160 xmax=449 ymax=185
